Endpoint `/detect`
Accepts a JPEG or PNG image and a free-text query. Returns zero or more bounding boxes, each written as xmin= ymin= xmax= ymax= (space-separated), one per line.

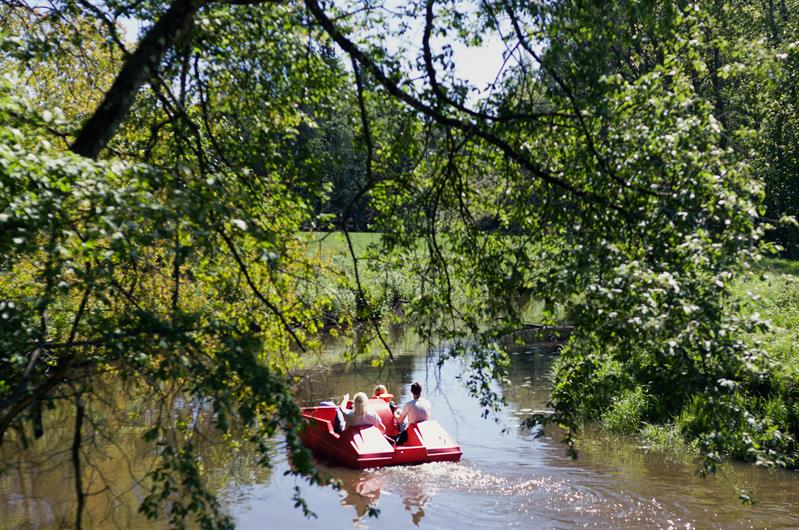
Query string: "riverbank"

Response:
xmin=302 ymin=231 xmax=550 ymax=332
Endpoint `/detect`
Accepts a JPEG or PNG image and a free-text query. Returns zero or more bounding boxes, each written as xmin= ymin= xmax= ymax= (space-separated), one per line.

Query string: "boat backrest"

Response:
xmin=343 ymin=424 xmax=394 ymax=455
xmin=368 ymin=398 xmax=400 ymax=436
xmin=305 ymin=406 xmax=337 ymax=422
xmin=302 ymin=406 xmax=345 ymax=435
xmin=406 ymin=420 xmax=455 ymax=449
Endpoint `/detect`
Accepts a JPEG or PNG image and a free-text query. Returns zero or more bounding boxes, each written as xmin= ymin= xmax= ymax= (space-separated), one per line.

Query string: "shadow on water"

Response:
xmin=3 ymin=327 xmax=799 ymax=529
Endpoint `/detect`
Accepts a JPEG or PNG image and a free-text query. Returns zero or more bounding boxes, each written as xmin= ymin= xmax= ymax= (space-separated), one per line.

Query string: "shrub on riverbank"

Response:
xmin=585 ymin=259 xmax=799 ymax=468
xmin=602 ymin=386 xmax=648 ymax=435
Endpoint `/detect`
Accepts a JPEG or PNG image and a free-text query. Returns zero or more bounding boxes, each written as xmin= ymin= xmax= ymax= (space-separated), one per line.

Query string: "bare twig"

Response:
xmin=340 ymin=58 xmax=395 ymax=360
xmin=0 ymin=276 xmax=92 ymax=443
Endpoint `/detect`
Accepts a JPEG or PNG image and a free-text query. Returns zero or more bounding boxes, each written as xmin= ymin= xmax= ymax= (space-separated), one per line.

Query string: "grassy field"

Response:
xmin=298 ymin=232 xmax=418 ymax=325
xmin=302 ymin=233 xmax=799 ymax=334
xmin=302 ymin=231 xmax=383 ymax=261
xmin=302 ymin=233 xmax=799 ymax=365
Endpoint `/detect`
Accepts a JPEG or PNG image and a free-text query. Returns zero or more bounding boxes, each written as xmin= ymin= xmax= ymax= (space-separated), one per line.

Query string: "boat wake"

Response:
xmin=373 ymin=462 xmax=695 ymax=529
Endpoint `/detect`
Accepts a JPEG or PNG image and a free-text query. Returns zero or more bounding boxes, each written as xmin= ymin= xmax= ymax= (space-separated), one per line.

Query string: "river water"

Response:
xmin=2 ymin=330 xmax=799 ymax=529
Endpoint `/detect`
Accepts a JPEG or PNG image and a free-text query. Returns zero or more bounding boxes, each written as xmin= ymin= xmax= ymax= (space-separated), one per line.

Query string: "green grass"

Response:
xmin=302 ymin=232 xmax=560 ymax=329
xmin=639 ymin=423 xmax=695 ymax=455
xmin=733 ymin=258 xmax=799 ymax=374
xmin=298 ymin=232 xmax=417 ymax=325
xmin=601 ymin=386 xmax=648 ymax=435
xmin=761 ymin=257 xmax=799 ymax=277
xmin=302 ymin=231 xmax=383 ymax=262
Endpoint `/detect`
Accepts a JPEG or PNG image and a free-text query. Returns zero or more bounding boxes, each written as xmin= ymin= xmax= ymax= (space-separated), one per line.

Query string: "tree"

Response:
xmin=0 ymin=0 xmax=792 ymax=527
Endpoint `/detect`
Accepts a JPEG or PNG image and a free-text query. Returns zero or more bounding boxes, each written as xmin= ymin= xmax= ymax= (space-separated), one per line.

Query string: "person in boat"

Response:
xmin=340 ymin=391 xmax=386 ymax=432
xmin=372 ymin=384 xmax=397 ymax=412
xmin=319 ymin=400 xmax=347 ymax=434
xmin=393 ymin=381 xmax=431 ymax=445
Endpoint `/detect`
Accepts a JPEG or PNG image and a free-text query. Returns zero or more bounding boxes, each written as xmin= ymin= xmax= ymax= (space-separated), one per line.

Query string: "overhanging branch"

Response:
xmin=70 ymin=0 xmax=205 ymax=158
xmin=304 ymin=0 xmax=630 ymax=216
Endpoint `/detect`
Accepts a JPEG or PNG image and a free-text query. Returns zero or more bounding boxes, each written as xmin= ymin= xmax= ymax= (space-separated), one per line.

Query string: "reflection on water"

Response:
xmin=326 ymin=466 xmax=383 ymax=523
xmin=0 ymin=379 xmax=275 ymax=530
xmin=3 ymin=328 xmax=799 ymax=529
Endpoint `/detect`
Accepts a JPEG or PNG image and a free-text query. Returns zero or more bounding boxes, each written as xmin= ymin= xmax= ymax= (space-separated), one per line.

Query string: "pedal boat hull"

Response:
xmin=300 ymin=399 xmax=462 ymax=469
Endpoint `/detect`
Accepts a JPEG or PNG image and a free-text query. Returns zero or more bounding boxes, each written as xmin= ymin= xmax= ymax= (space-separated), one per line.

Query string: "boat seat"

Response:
xmin=368 ymin=398 xmax=401 ymax=436
xmin=304 ymin=405 xmax=344 ymax=435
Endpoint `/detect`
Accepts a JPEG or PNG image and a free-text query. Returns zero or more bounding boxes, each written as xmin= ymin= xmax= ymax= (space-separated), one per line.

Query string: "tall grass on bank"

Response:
xmin=300 ymin=232 xmax=417 ymax=326
xmin=731 ymin=259 xmax=799 ymax=377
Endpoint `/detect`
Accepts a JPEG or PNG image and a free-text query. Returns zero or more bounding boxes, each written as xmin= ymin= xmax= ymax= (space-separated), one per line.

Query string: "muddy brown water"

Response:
xmin=2 ymin=331 xmax=799 ymax=529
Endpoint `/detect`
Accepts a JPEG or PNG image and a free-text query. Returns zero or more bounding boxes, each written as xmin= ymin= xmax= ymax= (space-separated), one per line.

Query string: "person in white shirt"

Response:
xmin=393 ymin=382 xmax=431 ymax=444
xmin=340 ymin=392 xmax=385 ymax=432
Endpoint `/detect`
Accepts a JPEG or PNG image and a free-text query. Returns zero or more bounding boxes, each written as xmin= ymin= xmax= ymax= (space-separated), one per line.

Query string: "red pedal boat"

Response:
xmin=300 ymin=398 xmax=462 ymax=469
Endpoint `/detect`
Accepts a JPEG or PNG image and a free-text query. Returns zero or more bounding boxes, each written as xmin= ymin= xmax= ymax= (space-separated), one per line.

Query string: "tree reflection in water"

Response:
xmin=0 ymin=377 xmax=275 ymax=529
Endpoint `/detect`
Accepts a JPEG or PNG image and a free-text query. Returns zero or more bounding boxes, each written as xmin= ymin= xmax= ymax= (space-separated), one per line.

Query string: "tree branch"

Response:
xmin=217 ymin=228 xmax=307 ymax=352
xmin=70 ymin=0 xmax=205 ymax=158
xmin=304 ymin=0 xmax=629 ymax=216
xmin=342 ymin=58 xmax=393 ymax=360
xmin=0 ymin=278 xmax=92 ymax=443
xmin=505 ymin=6 xmax=664 ymax=201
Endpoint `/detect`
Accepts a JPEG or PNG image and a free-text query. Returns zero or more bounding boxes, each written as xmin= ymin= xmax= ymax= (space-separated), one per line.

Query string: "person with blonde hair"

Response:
xmin=339 ymin=392 xmax=386 ymax=432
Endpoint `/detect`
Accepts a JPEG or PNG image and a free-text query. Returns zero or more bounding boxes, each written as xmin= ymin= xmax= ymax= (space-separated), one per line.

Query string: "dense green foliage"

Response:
xmin=2 ymin=0 xmax=799 ymax=526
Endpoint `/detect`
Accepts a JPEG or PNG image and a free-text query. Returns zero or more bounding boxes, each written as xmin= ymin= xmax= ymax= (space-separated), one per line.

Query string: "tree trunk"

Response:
xmin=767 ymin=0 xmax=778 ymax=41
xmin=709 ymin=0 xmax=728 ymax=149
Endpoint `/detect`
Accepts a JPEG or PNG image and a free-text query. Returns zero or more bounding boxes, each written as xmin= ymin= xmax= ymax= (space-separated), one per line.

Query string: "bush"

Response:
xmin=601 ymin=386 xmax=648 ymax=435
xmin=640 ymin=423 xmax=692 ymax=454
